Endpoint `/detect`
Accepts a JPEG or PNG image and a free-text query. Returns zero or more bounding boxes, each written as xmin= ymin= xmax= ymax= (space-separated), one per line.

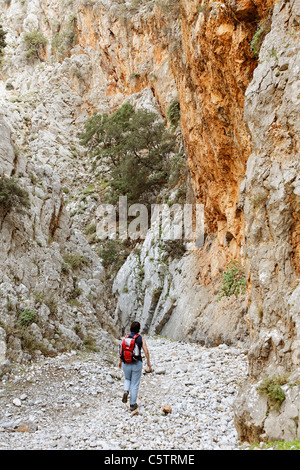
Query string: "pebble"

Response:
xmin=0 ymin=336 xmax=248 ymax=450
xmin=162 ymin=404 xmax=172 ymax=414
xmin=12 ymin=398 xmax=22 ymax=407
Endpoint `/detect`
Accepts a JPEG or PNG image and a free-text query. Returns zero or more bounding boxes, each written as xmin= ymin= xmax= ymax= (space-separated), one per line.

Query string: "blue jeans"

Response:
xmin=122 ymin=360 xmax=143 ymax=405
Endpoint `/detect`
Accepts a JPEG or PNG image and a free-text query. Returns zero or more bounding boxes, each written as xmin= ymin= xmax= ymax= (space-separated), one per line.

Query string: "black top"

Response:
xmin=129 ymin=332 xmax=142 ymax=361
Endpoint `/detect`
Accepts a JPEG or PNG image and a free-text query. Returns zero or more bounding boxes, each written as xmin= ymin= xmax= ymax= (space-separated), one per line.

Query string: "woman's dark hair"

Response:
xmin=130 ymin=321 xmax=140 ymax=334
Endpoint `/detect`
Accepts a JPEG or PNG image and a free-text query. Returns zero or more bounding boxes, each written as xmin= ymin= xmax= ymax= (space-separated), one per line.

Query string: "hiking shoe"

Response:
xmin=122 ymin=391 xmax=129 ymax=403
xmin=130 ymin=403 xmax=138 ymax=411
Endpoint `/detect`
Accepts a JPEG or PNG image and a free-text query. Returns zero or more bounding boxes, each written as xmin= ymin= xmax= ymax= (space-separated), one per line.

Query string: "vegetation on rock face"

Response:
xmin=62 ymin=252 xmax=89 ymax=271
xmin=256 ymin=376 xmax=288 ymax=412
xmin=167 ymin=99 xmax=181 ymax=131
xmin=217 ymin=260 xmax=247 ymax=301
xmin=17 ymin=309 xmax=37 ymax=328
xmin=0 ymin=24 xmax=7 ymax=57
xmin=98 ymin=239 xmax=131 ymax=271
xmin=23 ymin=29 xmax=48 ymax=60
xmin=51 ymin=14 xmax=77 ymax=60
xmin=196 ymin=2 xmax=211 ymax=18
xmin=80 ymin=102 xmax=177 ymax=205
xmin=250 ymin=16 xmax=272 ymax=57
xmin=0 ymin=176 xmax=30 ymax=213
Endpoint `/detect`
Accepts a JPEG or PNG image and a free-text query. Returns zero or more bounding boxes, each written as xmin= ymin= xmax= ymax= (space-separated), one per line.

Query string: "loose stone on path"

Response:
xmin=0 ymin=336 xmax=248 ymax=450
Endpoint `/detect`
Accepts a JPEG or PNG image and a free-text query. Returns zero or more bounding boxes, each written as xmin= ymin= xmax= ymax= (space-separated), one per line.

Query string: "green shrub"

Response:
xmin=250 ymin=17 xmax=272 ymax=57
xmin=85 ymin=223 xmax=97 ymax=235
xmin=51 ymin=14 xmax=77 ymax=59
xmin=83 ymin=335 xmax=98 ymax=352
xmin=45 ymin=297 xmax=58 ymax=316
xmin=167 ymin=99 xmax=181 ymax=131
xmin=0 ymin=24 xmax=7 ymax=56
xmin=80 ymin=102 xmax=177 ymax=206
xmin=23 ymin=30 xmax=48 ymax=59
xmin=62 ymin=253 xmax=89 ymax=270
xmin=98 ymin=239 xmax=131 ymax=272
xmin=217 ymin=260 xmax=247 ymax=300
xmin=17 ymin=309 xmax=37 ymax=328
xmin=61 ymin=261 xmax=70 ymax=273
xmin=250 ymin=439 xmax=300 ymax=450
xmin=0 ymin=176 xmax=30 ymax=213
xmin=257 ymin=376 xmax=288 ymax=411
xmin=169 ymin=153 xmax=185 ymax=191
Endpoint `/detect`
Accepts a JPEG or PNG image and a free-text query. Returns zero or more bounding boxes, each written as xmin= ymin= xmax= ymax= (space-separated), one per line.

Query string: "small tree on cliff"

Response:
xmin=0 ymin=24 xmax=7 ymax=57
xmin=23 ymin=30 xmax=48 ymax=60
xmin=80 ymin=102 xmax=177 ymax=205
xmin=0 ymin=176 xmax=30 ymax=214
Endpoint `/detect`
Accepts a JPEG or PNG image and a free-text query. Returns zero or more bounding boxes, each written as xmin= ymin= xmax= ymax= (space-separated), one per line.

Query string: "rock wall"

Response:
xmin=243 ymin=0 xmax=300 ymax=380
xmin=113 ymin=225 xmax=248 ymax=347
xmin=174 ymin=0 xmax=255 ymax=239
xmin=233 ymin=0 xmax=300 ymax=442
xmin=0 ymin=115 xmax=115 ymax=369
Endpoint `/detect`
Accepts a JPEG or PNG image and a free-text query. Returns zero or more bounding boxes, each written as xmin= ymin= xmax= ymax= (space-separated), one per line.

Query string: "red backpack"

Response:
xmin=120 ymin=334 xmax=140 ymax=363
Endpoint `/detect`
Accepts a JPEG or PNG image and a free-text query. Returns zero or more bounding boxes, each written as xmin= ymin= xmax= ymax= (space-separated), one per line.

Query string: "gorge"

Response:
xmin=0 ymin=0 xmax=299 ymax=445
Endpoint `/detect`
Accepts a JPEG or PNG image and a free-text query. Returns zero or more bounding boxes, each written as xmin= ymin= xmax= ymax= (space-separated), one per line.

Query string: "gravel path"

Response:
xmin=0 ymin=336 xmax=248 ymax=450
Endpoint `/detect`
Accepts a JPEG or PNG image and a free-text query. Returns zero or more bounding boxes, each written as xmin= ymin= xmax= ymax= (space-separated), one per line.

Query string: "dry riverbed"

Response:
xmin=0 ymin=336 xmax=249 ymax=450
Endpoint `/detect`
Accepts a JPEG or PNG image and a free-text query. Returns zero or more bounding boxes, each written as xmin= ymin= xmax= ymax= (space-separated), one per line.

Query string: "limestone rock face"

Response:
xmin=176 ymin=0 xmax=255 ymax=240
xmin=233 ymin=0 xmax=300 ymax=442
xmin=113 ymin=228 xmax=248 ymax=347
xmin=0 ymin=115 xmax=115 ymax=367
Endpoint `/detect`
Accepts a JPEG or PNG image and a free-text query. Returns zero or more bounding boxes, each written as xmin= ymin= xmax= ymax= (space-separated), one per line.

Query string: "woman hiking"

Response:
xmin=119 ymin=321 xmax=152 ymax=411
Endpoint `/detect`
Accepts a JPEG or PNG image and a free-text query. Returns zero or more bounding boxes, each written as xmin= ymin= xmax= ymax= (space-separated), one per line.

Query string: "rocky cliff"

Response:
xmin=0 ymin=115 xmax=115 ymax=366
xmin=234 ymin=0 xmax=300 ymax=442
xmin=0 ymin=0 xmax=299 ymax=443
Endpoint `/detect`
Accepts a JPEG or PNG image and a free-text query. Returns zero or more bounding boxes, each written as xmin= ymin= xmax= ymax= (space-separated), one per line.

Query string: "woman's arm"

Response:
xmin=142 ymin=337 xmax=152 ymax=371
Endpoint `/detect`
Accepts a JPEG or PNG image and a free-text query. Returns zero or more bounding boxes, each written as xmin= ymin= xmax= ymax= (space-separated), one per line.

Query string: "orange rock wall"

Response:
xmin=39 ymin=0 xmax=275 ymax=280
xmin=71 ymin=1 xmax=276 ymax=276
xmin=171 ymin=0 xmax=275 ymax=252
